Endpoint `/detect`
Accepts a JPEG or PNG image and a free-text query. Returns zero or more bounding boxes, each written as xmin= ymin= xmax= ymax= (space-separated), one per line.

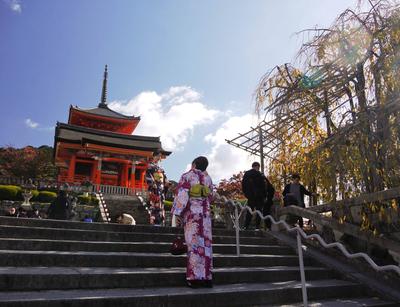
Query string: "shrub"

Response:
xmin=37 ymin=191 xmax=57 ymax=203
xmin=38 ymin=187 xmax=58 ymax=193
xmin=0 ymin=185 xmax=22 ymax=200
xmin=77 ymin=195 xmax=90 ymax=205
xmin=77 ymin=195 xmax=99 ymax=206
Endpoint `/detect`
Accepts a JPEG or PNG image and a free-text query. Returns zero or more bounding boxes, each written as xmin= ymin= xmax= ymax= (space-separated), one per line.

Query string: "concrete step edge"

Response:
xmin=0 ymin=279 xmax=364 ymax=302
xmin=0 ymin=265 xmax=332 ymax=275
xmin=0 ymin=225 xmax=274 ymax=241
xmin=0 ymin=249 xmax=304 ymax=258
xmin=0 ymin=238 xmax=286 ymax=249
xmin=0 ymin=217 xmax=266 ymax=237
xmin=267 ymin=297 xmax=397 ymax=307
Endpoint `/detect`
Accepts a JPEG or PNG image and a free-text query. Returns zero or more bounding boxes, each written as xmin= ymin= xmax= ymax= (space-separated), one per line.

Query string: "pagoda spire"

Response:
xmin=99 ymin=65 xmax=108 ymax=108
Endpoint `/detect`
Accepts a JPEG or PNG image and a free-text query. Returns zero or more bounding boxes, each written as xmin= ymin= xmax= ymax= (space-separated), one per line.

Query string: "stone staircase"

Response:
xmin=0 ymin=216 xmax=396 ymax=306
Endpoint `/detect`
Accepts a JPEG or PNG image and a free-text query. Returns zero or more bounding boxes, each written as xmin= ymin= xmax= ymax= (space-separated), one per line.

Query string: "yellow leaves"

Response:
xmin=360 ymin=213 xmax=370 ymax=230
xmin=386 ymin=214 xmax=392 ymax=224
xmin=292 ymin=69 xmax=303 ymax=79
xmin=317 ymin=44 xmax=326 ymax=60
xmin=378 ymin=210 xmax=384 ymax=221
xmin=391 ymin=199 xmax=398 ymax=211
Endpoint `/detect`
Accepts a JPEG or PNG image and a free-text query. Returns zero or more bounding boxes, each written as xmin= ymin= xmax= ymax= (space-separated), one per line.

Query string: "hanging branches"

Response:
xmin=250 ymin=0 xmax=400 ymax=201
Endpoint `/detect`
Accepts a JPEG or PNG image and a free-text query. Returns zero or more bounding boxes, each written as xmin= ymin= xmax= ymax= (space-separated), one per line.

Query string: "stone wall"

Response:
xmin=0 ymin=200 xmax=100 ymax=221
xmin=101 ymin=194 xmax=150 ymax=224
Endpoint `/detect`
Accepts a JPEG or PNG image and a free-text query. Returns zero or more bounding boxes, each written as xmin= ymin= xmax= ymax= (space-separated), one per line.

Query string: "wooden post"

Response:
xmin=323 ymin=90 xmax=331 ymax=137
xmin=120 ymin=163 xmax=126 ymax=187
xmin=67 ymin=155 xmax=76 ymax=183
xmin=259 ymin=126 xmax=264 ymax=174
xmin=140 ymin=170 xmax=146 ymax=188
xmin=91 ymin=160 xmax=97 ymax=183
xmin=96 ymin=158 xmax=102 ymax=185
xmin=130 ymin=162 xmax=136 ymax=188
xmin=124 ymin=163 xmax=129 ymax=188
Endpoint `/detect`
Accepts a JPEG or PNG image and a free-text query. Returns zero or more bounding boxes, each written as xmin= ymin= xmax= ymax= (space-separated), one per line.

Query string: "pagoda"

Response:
xmin=54 ymin=66 xmax=171 ymax=193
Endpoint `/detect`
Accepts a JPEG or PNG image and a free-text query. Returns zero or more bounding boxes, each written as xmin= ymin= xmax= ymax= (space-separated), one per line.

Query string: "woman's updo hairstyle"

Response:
xmin=192 ymin=156 xmax=208 ymax=172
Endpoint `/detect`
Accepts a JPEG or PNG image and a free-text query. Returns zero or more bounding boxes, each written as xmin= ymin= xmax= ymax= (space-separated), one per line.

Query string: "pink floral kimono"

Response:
xmin=171 ymin=168 xmax=213 ymax=281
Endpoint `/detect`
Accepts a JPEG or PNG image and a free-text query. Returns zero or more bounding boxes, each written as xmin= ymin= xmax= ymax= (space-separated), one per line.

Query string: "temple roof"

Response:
xmin=68 ymin=66 xmax=140 ymax=122
xmin=55 ymin=123 xmax=171 ymax=155
xmin=69 ymin=105 xmax=140 ymax=121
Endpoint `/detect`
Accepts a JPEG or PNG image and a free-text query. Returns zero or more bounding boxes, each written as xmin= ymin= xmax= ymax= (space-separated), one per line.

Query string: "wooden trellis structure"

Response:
xmin=226 ymin=121 xmax=277 ymax=173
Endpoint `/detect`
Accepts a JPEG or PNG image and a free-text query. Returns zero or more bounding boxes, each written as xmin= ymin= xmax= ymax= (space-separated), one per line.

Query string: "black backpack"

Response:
xmin=283 ymin=194 xmax=298 ymax=207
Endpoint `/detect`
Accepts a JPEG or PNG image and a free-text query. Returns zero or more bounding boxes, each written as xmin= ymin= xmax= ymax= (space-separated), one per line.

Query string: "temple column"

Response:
xmin=91 ymin=160 xmax=97 ymax=183
xmin=130 ymin=162 xmax=136 ymax=189
xmin=140 ymin=170 xmax=146 ymax=188
xmin=96 ymin=158 xmax=102 ymax=185
xmin=124 ymin=163 xmax=130 ymax=188
xmin=67 ymin=155 xmax=76 ymax=183
xmin=120 ymin=162 xmax=129 ymax=187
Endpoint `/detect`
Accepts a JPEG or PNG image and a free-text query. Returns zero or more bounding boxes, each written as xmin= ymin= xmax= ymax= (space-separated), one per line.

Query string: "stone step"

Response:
xmin=0 ymin=238 xmax=294 ymax=255
xmin=0 ymin=225 xmax=275 ymax=245
xmin=0 ymin=216 xmax=262 ymax=237
xmin=0 ymin=279 xmax=368 ymax=307
xmin=0 ymin=266 xmax=339 ymax=291
xmin=0 ymin=250 xmax=317 ymax=268
xmin=269 ymin=297 xmax=397 ymax=307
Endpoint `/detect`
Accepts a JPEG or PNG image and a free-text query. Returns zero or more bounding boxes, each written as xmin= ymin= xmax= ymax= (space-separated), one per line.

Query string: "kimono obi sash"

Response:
xmin=189 ymin=184 xmax=210 ymax=198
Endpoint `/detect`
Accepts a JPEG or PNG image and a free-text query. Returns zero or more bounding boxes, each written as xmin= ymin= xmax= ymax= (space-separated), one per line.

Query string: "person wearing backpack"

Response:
xmin=282 ymin=173 xmax=315 ymax=228
xmin=241 ymin=162 xmax=267 ymax=231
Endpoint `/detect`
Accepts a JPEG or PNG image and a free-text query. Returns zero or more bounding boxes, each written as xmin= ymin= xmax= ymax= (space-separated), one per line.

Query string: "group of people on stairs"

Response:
xmin=171 ymin=156 xmax=316 ymax=289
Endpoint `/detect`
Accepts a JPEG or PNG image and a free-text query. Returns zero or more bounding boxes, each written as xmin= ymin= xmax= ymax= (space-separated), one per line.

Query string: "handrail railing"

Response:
xmin=216 ymin=195 xmax=309 ymax=305
xmin=96 ymin=191 xmax=111 ymax=223
xmin=280 ymin=205 xmax=400 ymax=254
xmin=214 ymin=194 xmax=400 ymax=307
xmin=93 ymin=184 xmax=147 ymax=197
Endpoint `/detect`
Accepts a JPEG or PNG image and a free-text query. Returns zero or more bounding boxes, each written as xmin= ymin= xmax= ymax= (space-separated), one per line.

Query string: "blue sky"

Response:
xmin=0 ymin=0 xmax=361 ymax=182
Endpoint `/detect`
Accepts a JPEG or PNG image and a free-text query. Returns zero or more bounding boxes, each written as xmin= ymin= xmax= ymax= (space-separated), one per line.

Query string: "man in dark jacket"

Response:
xmin=282 ymin=173 xmax=315 ymax=228
xmin=241 ymin=162 xmax=267 ymax=230
xmin=47 ymin=190 xmax=70 ymax=220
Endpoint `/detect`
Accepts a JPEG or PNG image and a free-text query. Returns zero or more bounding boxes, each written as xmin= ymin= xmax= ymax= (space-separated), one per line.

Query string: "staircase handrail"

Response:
xmin=280 ymin=205 xmax=400 ymax=255
xmin=96 ymin=191 xmax=111 ymax=223
xmin=214 ymin=194 xmax=308 ymax=306
xmin=215 ymin=194 xmax=400 ymax=276
xmin=214 ymin=193 xmax=400 ymax=307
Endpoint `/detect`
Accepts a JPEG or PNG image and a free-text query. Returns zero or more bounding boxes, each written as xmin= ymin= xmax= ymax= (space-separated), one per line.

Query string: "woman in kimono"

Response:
xmin=171 ymin=156 xmax=213 ymax=288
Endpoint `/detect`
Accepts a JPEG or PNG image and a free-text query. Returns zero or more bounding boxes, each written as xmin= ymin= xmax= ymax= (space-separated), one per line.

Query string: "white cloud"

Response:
xmin=3 ymin=0 xmax=22 ymax=13
xmin=161 ymin=86 xmax=202 ymax=105
xmin=25 ymin=118 xmax=38 ymax=129
xmin=109 ymin=86 xmax=220 ymax=150
xmin=204 ymin=114 xmax=261 ymax=182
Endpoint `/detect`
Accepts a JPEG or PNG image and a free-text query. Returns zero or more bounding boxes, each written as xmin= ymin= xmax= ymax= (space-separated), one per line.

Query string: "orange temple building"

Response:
xmin=54 ymin=66 xmax=171 ymax=192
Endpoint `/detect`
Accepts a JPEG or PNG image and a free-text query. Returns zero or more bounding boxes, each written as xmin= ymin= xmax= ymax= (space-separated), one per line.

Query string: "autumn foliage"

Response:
xmin=256 ymin=0 xmax=400 ymax=202
xmin=249 ymin=0 xmax=400 ymax=234
xmin=216 ymin=172 xmax=245 ymax=200
xmin=0 ymin=146 xmax=56 ymax=180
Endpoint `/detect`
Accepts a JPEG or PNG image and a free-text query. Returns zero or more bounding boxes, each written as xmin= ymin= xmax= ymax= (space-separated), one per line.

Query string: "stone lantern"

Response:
xmin=21 ymin=179 xmax=36 ymax=210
